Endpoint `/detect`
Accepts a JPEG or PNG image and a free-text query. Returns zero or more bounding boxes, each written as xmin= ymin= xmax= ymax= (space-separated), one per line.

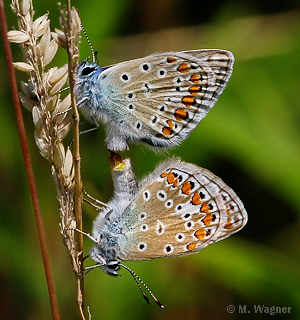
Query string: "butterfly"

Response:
xmin=84 ymin=157 xmax=247 ymax=300
xmin=75 ymin=50 xmax=234 ymax=151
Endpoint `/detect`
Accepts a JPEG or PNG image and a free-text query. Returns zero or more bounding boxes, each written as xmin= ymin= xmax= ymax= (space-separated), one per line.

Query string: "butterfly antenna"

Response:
xmin=120 ymin=263 xmax=164 ymax=309
xmin=80 ymin=20 xmax=96 ymax=63
xmin=121 ymin=264 xmax=150 ymax=304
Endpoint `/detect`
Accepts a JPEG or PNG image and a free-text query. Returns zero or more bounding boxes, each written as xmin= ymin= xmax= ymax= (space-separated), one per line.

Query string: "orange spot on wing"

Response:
xmin=225 ymin=218 xmax=233 ymax=229
xmin=166 ymin=120 xmax=174 ymax=129
xmin=202 ymin=214 xmax=213 ymax=226
xmin=200 ymin=201 xmax=210 ymax=214
xmin=167 ymin=172 xmax=178 ymax=187
xmin=187 ymin=241 xmax=198 ymax=251
xmin=162 ymin=127 xmax=172 ymax=136
xmin=174 ymin=108 xmax=188 ymax=121
xmin=190 ymin=74 xmax=200 ymax=83
xmin=167 ymin=172 xmax=175 ymax=184
xmin=182 ymin=96 xmax=196 ymax=108
xmin=191 ymin=191 xmax=202 ymax=205
xmin=177 ymin=62 xmax=190 ymax=73
xmin=181 ymin=181 xmax=192 ymax=195
xmin=160 ymin=171 xmax=168 ymax=178
xmin=194 ymin=229 xmax=205 ymax=240
xmin=167 ymin=57 xmax=177 ymax=63
xmin=189 ymin=85 xmax=201 ymax=95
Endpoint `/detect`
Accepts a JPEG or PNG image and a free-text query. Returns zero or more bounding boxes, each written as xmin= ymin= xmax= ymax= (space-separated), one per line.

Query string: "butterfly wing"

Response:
xmin=118 ymin=159 xmax=247 ymax=261
xmin=99 ymin=50 xmax=234 ymax=149
xmin=201 ymin=168 xmax=248 ymax=242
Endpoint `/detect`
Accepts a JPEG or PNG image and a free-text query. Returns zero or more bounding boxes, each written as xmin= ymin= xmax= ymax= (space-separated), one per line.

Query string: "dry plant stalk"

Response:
xmin=8 ymin=0 xmax=85 ymax=314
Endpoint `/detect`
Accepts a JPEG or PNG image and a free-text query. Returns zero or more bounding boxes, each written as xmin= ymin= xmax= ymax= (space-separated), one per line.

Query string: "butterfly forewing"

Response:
xmin=118 ymin=159 xmax=246 ymax=261
xmin=100 ymin=50 xmax=234 ymax=147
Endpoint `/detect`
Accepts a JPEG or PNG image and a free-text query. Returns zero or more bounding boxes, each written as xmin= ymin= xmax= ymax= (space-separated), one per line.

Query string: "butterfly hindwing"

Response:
xmin=118 ymin=159 xmax=247 ymax=261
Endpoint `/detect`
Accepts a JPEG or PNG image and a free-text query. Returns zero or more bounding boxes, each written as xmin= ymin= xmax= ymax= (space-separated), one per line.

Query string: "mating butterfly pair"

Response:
xmin=74 ymin=49 xmax=247 ymax=306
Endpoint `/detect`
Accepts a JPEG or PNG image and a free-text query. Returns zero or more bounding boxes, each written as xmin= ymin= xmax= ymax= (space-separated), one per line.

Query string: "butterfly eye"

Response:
xmin=106 ymin=260 xmax=120 ymax=270
xmin=81 ymin=66 xmax=96 ymax=76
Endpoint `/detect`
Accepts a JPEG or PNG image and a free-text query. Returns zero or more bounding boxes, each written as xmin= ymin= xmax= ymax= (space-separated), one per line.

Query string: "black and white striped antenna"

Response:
xmin=120 ymin=263 xmax=164 ymax=309
xmin=79 ymin=20 xmax=96 ymax=63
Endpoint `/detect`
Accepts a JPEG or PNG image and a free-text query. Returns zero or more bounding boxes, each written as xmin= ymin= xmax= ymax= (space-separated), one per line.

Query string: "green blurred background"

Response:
xmin=1 ymin=0 xmax=300 ymax=319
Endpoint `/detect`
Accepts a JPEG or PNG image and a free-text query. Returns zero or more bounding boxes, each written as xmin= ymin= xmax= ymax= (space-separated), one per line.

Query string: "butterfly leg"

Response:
xmin=79 ymin=115 xmax=100 ymax=136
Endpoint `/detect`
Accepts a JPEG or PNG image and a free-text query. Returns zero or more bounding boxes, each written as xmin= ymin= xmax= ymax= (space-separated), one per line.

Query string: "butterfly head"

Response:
xmin=88 ymin=209 xmax=124 ymax=277
xmin=75 ymin=60 xmax=111 ymax=120
xmin=89 ymin=242 xmax=122 ymax=277
xmin=76 ymin=60 xmax=98 ymax=78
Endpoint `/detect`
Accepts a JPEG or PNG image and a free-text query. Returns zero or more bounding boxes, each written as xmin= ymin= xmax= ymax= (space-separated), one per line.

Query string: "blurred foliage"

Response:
xmin=1 ymin=0 xmax=300 ymax=319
